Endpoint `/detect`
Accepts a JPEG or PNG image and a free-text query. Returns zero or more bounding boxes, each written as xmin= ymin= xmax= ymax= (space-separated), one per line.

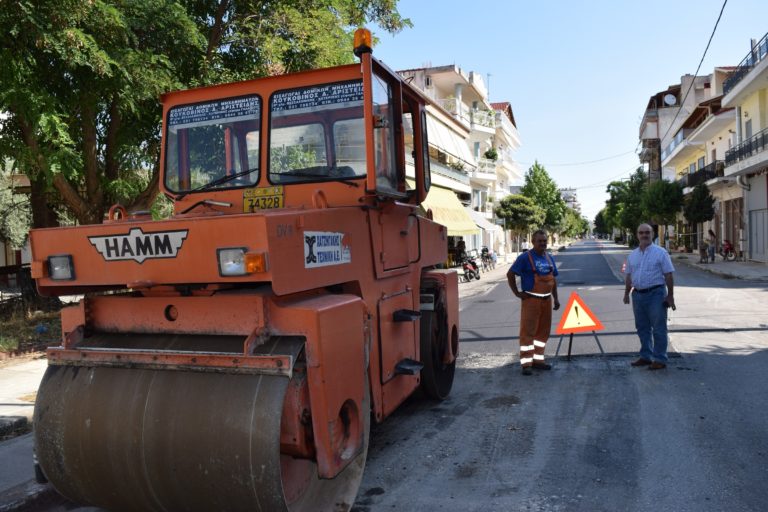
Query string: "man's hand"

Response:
xmin=516 ymin=292 xmax=528 ymax=301
xmin=623 ymin=292 xmax=630 ymax=305
xmin=553 ymin=299 xmax=560 ymax=311
xmin=665 ymin=294 xmax=676 ymax=310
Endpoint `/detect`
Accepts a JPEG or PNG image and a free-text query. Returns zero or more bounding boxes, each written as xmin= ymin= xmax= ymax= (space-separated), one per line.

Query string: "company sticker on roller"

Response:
xmin=89 ymin=228 xmax=189 ymax=263
xmin=303 ymin=231 xmax=351 ymax=268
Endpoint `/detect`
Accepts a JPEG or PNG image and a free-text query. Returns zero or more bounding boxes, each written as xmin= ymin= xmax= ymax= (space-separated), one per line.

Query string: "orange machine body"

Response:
xmin=30 ymin=50 xmax=459 ymax=492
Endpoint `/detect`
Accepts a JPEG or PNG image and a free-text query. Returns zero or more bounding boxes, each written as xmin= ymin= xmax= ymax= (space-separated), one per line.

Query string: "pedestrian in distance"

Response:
xmin=623 ymin=223 xmax=676 ymax=370
xmin=708 ymin=229 xmax=717 ymax=263
xmin=507 ymin=229 xmax=561 ymax=376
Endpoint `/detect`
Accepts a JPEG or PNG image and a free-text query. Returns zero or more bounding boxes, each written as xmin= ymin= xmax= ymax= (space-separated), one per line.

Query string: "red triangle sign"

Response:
xmin=555 ymin=292 xmax=605 ymax=334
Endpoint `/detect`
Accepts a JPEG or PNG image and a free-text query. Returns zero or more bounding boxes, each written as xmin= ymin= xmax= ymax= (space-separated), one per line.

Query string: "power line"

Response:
xmin=657 ymin=0 xmax=728 ymax=146
xmin=517 ymin=149 xmax=636 ymax=167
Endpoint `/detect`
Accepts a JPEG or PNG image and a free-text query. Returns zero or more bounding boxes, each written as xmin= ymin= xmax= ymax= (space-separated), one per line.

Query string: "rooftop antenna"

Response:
xmin=486 ymin=73 xmax=492 ymax=100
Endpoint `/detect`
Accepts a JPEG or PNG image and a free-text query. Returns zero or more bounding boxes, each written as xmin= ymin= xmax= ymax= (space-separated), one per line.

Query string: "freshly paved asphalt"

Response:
xmin=3 ymin=240 xmax=767 ymax=511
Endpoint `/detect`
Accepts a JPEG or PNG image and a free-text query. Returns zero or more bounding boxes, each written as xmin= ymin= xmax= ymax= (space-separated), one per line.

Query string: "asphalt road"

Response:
xmin=7 ymin=241 xmax=768 ymax=511
xmin=355 ymin=240 xmax=768 ymax=512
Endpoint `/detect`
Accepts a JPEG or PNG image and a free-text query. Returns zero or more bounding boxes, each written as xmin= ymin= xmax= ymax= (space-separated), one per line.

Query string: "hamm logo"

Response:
xmin=89 ymin=228 xmax=189 ymax=263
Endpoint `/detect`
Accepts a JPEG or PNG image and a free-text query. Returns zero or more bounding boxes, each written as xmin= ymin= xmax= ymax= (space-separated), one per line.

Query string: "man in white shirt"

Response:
xmin=623 ymin=223 xmax=675 ymax=370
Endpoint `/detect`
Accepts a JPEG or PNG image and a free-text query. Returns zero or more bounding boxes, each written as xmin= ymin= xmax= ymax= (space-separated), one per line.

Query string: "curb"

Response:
xmin=0 ymin=418 xmax=28 ymax=439
xmin=0 ymin=481 xmax=60 ymax=512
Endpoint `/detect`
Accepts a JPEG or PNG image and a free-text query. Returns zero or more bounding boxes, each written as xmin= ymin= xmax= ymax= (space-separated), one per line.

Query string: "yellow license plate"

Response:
xmin=243 ymin=186 xmax=284 ymax=212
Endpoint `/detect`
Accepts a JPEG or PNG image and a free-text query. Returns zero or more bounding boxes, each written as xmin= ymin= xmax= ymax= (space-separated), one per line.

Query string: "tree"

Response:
xmin=683 ymin=183 xmax=715 ymax=225
xmin=594 ymin=208 xmax=610 ymax=236
xmin=641 ymin=179 xmax=683 ymax=226
xmin=520 ymin=161 xmax=566 ymax=229
xmin=0 ymin=1 xmax=411 ymax=227
xmin=604 ymin=167 xmax=647 ymax=243
xmin=555 ymin=207 xmax=584 ymax=239
xmin=494 ymin=194 xmax=545 ymax=239
xmin=0 ymin=158 xmax=31 ymax=248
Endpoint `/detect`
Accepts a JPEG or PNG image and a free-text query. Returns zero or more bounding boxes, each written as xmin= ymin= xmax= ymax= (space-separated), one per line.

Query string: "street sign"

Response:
xmin=555 ymin=292 xmax=604 ymax=335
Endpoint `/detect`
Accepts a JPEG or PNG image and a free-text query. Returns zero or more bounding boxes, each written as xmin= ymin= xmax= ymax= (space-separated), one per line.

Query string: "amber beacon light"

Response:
xmin=353 ymin=28 xmax=373 ymax=57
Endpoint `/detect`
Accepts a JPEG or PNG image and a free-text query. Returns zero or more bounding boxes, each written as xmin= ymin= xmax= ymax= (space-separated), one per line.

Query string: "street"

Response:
xmin=355 ymin=240 xmax=768 ymax=512
xmin=2 ymin=241 xmax=767 ymax=511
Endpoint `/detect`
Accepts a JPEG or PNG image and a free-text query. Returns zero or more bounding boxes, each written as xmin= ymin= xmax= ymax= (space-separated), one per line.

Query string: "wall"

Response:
xmin=747 ymin=173 xmax=767 ymax=211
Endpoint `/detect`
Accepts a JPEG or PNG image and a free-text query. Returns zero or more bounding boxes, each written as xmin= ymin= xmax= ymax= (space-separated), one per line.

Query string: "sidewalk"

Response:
xmin=0 ymin=356 xmax=46 ymax=437
xmin=601 ymin=240 xmax=768 ymax=282
xmin=672 ymin=253 xmax=768 ymax=282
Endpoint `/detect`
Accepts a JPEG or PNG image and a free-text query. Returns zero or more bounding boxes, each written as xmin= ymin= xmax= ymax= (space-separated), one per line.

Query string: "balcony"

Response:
xmin=660 ymin=129 xmax=692 ymax=162
xmin=725 ymin=127 xmax=768 ymax=169
xmin=469 ymin=158 xmax=497 ymax=184
xmin=437 ymin=98 xmax=470 ymax=125
xmin=470 ymin=109 xmax=496 ymax=132
xmin=723 ymin=32 xmax=768 ymax=95
xmin=430 ymin=160 xmax=470 ymax=185
xmin=677 ymin=160 xmax=725 ymax=189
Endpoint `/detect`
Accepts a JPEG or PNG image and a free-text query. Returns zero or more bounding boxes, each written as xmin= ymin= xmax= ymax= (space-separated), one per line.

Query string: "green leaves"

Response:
xmin=641 ymin=179 xmax=683 ymax=225
xmin=1 ymin=0 xmax=409 ymax=226
xmin=494 ymin=194 xmax=545 ymax=234
xmin=683 ymin=183 xmax=715 ymax=225
xmin=520 ymin=161 xmax=566 ymax=229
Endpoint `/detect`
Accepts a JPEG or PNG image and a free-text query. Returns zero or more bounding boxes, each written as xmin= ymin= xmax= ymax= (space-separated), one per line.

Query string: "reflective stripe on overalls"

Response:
xmin=519 ymin=251 xmax=556 ymax=367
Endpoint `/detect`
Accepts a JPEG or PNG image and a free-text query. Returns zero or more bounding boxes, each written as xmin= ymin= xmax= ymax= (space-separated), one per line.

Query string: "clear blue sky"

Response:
xmin=372 ymin=0 xmax=768 ymax=221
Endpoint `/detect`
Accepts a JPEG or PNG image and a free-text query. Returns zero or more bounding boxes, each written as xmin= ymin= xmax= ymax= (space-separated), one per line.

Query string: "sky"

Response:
xmin=371 ymin=0 xmax=768 ymax=221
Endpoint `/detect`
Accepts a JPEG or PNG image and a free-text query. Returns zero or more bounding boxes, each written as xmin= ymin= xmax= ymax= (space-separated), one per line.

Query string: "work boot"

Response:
xmin=533 ymin=362 xmax=552 ymax=370
xmin=648 ymin=361 xmax=667 ymax=370
xmin=522 ymin=367 xmax=533 ymax=376
xmin=631 ymin=358 xmax=652 ymax=367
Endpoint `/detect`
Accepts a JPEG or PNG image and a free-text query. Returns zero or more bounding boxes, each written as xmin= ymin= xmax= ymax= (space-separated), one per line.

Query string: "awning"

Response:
xmin=426 ymin=115 xmax=475 ymax=164
xmin=421 ymin=185 xmax=479 ymax=236
xmin=468 ymin=208 xmax=497 ymax=231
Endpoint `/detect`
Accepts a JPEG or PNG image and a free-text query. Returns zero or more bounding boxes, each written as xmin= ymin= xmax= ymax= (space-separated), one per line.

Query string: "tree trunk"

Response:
xmin=29 ymin=175 xmax=59 ymax=228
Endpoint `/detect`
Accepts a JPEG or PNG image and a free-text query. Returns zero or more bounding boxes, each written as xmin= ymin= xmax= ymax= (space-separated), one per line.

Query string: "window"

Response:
xmin=689 ymin=163 xmax=696 ymax=174
xmin=372 ymin=74 xmax=398 ymax=193
xmin=269 ymin=80 xmax=365 ymax=184
xmin=165 ymin=95 xmax=261 ymax=193
xmin=698 ymin=156 xmax=705 ymax=170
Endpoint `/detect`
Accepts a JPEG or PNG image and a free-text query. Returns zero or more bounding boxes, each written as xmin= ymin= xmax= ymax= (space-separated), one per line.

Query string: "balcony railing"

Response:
xmin=723 ymin=32 xmax=768 ymax=95
xmin=661 ymin=129 xmax=691 ymax=162
xmin=725 ymin=127 xmax=768 ymax=167
xmin=470 ymin=109 xmax=496 ymax=129
xmin=679 ymin=160 xmax=725 ymax=188
xmin=437 ymin=98 xmax=470 ymax=124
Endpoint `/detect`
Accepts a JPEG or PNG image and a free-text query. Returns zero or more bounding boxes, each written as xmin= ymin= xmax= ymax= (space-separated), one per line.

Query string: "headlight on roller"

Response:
xmin=48 ymin=255 xmax=75 ymax=280
xmin=217 ymin=248 xmax=268 ymax=276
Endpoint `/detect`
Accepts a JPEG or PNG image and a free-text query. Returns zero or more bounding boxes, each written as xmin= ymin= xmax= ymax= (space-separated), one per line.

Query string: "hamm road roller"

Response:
xmin=30 ymin=29 xmax=459 ymax=511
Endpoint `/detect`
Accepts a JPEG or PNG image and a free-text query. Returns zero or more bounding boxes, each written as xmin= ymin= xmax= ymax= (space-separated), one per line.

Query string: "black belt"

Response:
xmin=633 ymin=284 xmax=663 ymax=293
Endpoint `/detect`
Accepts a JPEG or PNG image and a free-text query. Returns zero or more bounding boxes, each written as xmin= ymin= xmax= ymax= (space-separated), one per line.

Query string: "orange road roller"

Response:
xmin=30 ymin=29 xmax=459 ymax=511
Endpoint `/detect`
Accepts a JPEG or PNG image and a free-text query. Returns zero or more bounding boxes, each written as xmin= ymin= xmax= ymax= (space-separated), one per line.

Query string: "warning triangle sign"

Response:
xmin=555 ymin=292 xmax=605 ymax=334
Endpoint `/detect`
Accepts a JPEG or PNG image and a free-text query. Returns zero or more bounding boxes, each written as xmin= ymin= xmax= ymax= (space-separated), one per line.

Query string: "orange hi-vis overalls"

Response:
xmin=519 ymin=251 xmax=556 ymax=368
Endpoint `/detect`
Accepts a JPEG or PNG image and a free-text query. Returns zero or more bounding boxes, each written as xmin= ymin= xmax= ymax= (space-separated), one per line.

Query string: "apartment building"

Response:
xmin=399 ymin=65 xmax=522 ymax=257
xmin=559 ymin=187 xmax=581 ymax=213
xmin=721 ymin=34 xmax=768 ymax=263
xmin=654 ymin=68 xmax=744 ymax=252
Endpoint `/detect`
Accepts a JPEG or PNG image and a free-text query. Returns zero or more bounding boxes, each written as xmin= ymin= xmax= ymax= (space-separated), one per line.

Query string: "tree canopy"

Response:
xmin=494 ymin=194 xmax=545 ymax=234
xmin=0 ymin=0 xmax=411 ymax=227
xmin=641 ymin=179 xmax=683 ymax=226
xmin=683 ymin=183 xmax=715 ymax=225
xmin=520 ymin=161 xmax=565 ymax=229
xmin=604 ymin=167 xmax=647 ymax=241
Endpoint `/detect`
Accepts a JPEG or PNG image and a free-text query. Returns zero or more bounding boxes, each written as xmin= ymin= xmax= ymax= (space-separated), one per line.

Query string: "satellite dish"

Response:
xmin=663 ymin=94 xmax=677 ymax=106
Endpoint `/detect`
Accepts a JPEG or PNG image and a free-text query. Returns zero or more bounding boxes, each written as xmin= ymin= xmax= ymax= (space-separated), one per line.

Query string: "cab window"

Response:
xmin=269 ymin=80 xmax=366 ymax=184
xmin=165 ymin=95 xmax=260 ymax=193
xmin=372 ymin=74 xmax=398 ymax=193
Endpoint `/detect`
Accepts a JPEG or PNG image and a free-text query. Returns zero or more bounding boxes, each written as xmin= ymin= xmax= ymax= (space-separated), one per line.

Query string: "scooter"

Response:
xmin=720 ymin=239 xmax=737 ymax=261
xmin=461 ymin=256 xmax=481 ymax=282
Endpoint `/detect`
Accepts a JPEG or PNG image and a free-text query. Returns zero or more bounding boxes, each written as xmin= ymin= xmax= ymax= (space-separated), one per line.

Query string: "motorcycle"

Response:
xmin=719 ymin=239 xmax=737 ymax=261
xmin=461 ymin=256 xmax=481 ymax=282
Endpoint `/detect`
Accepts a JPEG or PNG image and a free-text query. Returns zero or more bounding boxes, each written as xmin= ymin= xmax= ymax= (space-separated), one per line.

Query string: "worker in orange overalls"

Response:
xmin=507 ymin=229 xmax=561 ymax=376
